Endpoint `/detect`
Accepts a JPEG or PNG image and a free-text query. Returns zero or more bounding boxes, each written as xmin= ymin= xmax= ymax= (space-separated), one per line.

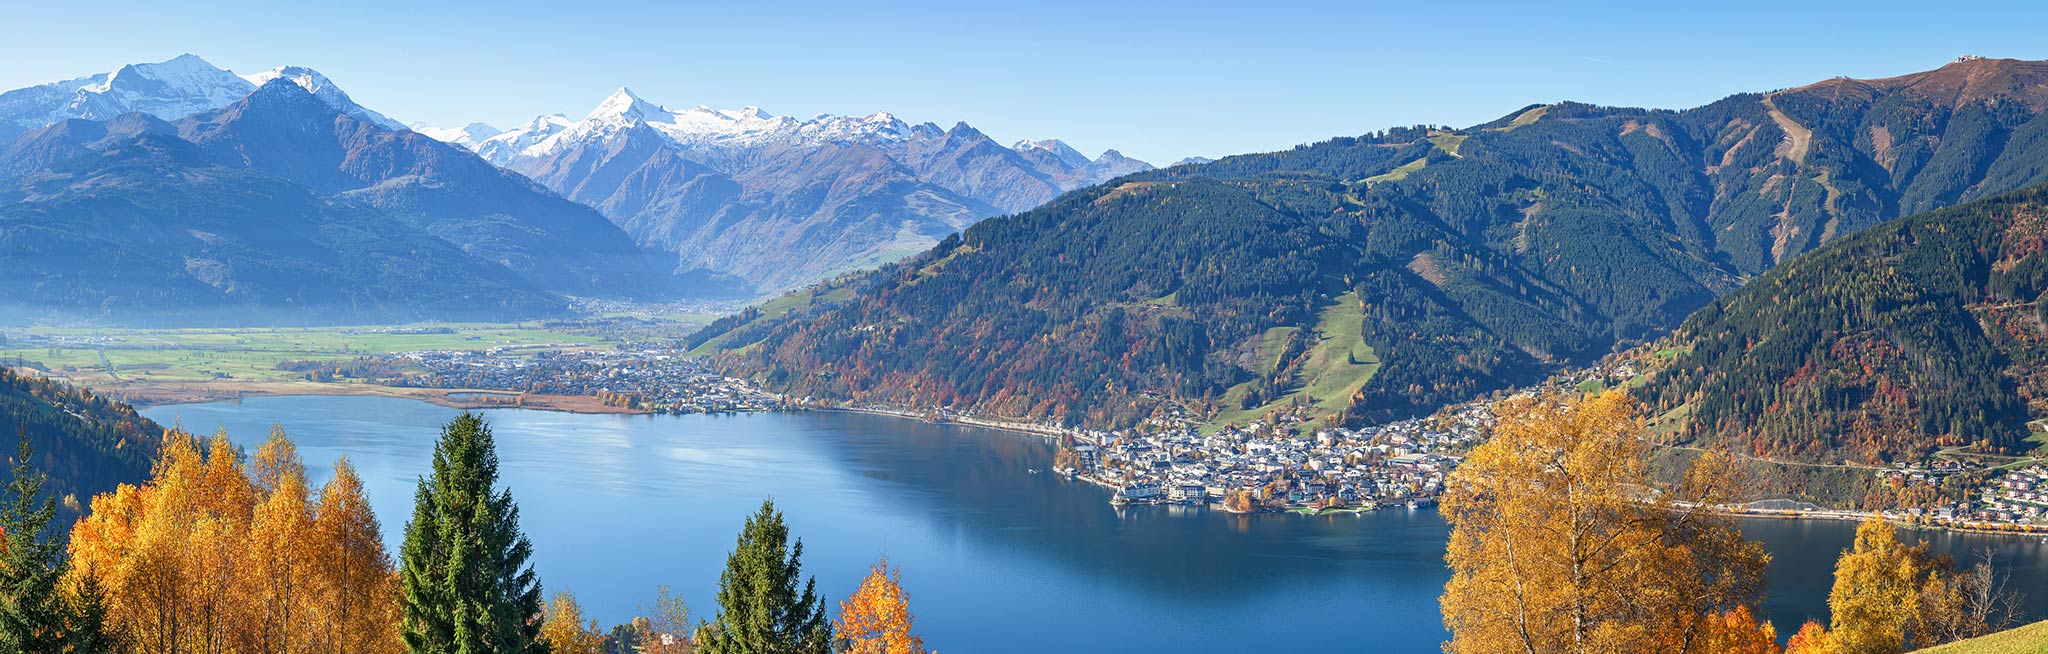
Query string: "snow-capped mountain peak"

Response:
xmin=409 ymin=121 xmax=503 ymax=148
xmin=588 ymin=87 xmax=666 ymax=122
xmin=85 ymin=53 xmax=238 ymax=97
xmin=236 ymin=65 xmax=404 ymax=130
xmin=239 ymin=65 xmax=329 ymax=94
xmin=473 ymin=113 xmax=575 ymax=163
xmin=0 ymin=55 xmax=410 ymax=142
xmin=1085 ymin=148 xmax=1152 ymax=181
xmin=0 ymin=54 xmax=253 ymax=141
xmin=1012 ymin=138 xmax=1091 ymax=170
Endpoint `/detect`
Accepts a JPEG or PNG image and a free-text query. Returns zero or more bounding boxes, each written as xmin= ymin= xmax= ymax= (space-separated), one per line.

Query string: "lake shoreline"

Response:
xmin=135 ymin=392 xmax=2048 ymax=538
xmin=98 ymin=378 xmax=648 ymax=414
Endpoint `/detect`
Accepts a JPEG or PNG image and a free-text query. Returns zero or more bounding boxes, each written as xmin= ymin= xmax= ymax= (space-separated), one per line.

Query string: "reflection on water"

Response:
xmin=142 ymin=397 xmax=2048 ymax=653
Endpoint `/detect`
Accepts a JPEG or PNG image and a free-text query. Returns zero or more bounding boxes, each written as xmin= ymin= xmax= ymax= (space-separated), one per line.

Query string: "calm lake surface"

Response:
xmin=141 ymin=396 xmax=2048 ymax=653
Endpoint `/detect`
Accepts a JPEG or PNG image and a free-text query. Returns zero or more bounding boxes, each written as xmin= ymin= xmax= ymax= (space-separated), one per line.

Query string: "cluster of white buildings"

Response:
xmin=1071 ymin=402 xmax=1493 ymax=512
xmin=392 ymin=347 xmax=779 ymax=414
xmin=1976 ymin=466 xmax=2048 ymax=524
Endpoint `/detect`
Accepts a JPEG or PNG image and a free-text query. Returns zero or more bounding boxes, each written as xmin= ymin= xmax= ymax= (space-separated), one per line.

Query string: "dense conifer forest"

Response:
xmin=0 ymin=366 xmax=160 ymax=522
xmin=1642 ymin=184 xmax=2048 ymax=463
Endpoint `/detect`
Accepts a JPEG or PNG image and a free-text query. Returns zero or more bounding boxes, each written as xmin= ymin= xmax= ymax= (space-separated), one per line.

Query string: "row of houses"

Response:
xmin=391 ymin=347 xmax=780 ymax=414
xmin=1976 ymin=466 xmax=2048 ymax=524
xmin=1076 ymin=404 xmax=1493 ymax=512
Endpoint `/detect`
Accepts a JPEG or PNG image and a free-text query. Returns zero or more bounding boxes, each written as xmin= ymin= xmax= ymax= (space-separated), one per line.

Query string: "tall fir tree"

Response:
xmin=694 ymin=500 xmax=832 ymax=654
xmin=399 ymin=413 xmax=546 ymax=654
xmin=62 ymin=571 xmax=114 ymax=654
xmin=0 ymin=425 xmax=72 ymax=653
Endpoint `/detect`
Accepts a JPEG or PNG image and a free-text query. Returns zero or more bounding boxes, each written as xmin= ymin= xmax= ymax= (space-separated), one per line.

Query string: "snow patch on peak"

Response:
xmin=239 ymin=65 xmax=331 ymax=93
xmin=0 ymin=55 xmax=416 ymax=142
xmin=0 ymin=55 xmax=255 ymax=140
xmin=589 ymin=87 xmax=665 ymax=121
xmin=1081 ymin=148 xmax=1155 ymax=183
xmin=474 ymin=113 xmax=576 ymax=164
xmin=1013 ymin=138 xmax=1091 ymax=169
xmin=237 ymin=65 xmax=405 ymax=130
xmin=412 ymin=121 xmax=503 ymax=148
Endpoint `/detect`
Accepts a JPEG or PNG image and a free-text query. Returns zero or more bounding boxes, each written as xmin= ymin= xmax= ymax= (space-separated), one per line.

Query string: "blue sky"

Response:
xmin=4 ymin=0 xmax=2047 ymax=163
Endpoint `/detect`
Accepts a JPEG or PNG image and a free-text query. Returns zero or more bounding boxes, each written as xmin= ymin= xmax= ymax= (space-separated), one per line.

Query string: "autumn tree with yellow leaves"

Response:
xmin=1439 ymin=390 xmax=1772 ymax=654
xmin=835 ymin=558 xmax=928 ymax=654
xmin=64 ymin=427 xmax=402 ymax=654
xmin=1790 ymin=518 xmax=2025 ymax=654
xmin=540 ymin=591 xmax=606 ymax=654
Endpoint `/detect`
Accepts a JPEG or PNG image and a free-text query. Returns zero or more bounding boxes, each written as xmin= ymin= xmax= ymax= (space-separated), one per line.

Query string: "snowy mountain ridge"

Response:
xmin=0 ymin=54 xmax=400 ymax=142
xmin=441 ymin=89 xmax=1142 ymax=174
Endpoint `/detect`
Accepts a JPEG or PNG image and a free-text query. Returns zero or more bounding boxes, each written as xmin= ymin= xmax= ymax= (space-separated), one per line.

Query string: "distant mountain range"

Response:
xmin=0 ymin=54 xmax=402 ymax=143
xmin=0 ymin=69 xmax=680 ymax=324
xmin=692 ymin=57 xmax=2048 ymax=431
xmin=0 ymin=54 xmax=1156 ymax=310
xmin=414 ymin=89 xmax=1154 ymax=296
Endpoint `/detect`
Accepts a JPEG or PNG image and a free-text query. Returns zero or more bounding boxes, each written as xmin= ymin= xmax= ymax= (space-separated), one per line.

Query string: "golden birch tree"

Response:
xmin=64 ymin=428 xmax=403 ymax=654
xmin=539 ymin=591 xmax=604 ymax=654
xmin=311 ymin=458 xmax=401 ymax=654
xmin=1826 ymin=518 xmax=1925 ymax=654
xmin=1439 ymin=390 xmax=1770 ymax=654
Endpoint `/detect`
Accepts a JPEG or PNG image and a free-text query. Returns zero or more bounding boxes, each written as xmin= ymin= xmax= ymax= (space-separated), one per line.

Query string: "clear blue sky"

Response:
xmin=4 ymin=0 xmax=2046 ymax=164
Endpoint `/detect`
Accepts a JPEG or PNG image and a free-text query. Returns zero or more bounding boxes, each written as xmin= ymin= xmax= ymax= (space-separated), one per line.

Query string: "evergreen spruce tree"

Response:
xmin=694 ymin=499 xmax=831 ymax=654
xmin=63 ymin=571 xmax=114 ymax=654
xmin=399 ymin=413 xmax=546 ymax=654
xmin=0 ymin=426 xmax=69 ymax=653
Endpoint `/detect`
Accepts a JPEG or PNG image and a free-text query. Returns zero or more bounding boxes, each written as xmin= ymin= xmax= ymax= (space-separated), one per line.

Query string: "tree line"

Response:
xmin=0 ymin=414 xmax=931 ymax=654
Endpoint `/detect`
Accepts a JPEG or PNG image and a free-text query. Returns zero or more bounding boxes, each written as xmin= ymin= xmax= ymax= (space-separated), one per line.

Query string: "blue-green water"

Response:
xmin=141 ymin=396 xmax=2048 ymax=653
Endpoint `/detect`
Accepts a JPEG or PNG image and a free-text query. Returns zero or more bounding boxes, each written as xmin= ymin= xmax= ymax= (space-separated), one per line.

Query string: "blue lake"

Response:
xmin=141 ymin=396 xmax=2048 ymax=653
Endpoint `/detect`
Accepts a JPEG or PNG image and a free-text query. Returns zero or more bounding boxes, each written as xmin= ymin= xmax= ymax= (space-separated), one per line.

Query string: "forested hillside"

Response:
xmin=1641 ymin=184 xmax=2048 ymax=463
xmin=695 ymin=58 xmax=2048 ymax=429
xmin=0 ymin=366 xmax=160 ymax=523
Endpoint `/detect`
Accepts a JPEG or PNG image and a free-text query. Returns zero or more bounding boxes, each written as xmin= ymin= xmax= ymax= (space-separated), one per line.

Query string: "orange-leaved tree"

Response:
xmin=1698 ymin=606 xmax=1780 ymax=654
xmin=1785 ymin=620 xmax=1837 ymax=654
xmin=65 ymin=427 xmax=402 ymax=654
xmin=1440 ymin=390 xmax=1772 ymax=654
xmin=836 ymin=558 xmax=928 ymax=654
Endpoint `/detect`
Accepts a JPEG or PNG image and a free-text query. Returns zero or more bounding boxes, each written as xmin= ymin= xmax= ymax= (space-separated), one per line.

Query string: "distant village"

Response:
xmin=387 ymin=346 xmax=781 ymax=415
xmin=1060 ymin=402 xmax=1492 ymax=514
xmin=1972 ymin=465 xmax=2048 ymax=525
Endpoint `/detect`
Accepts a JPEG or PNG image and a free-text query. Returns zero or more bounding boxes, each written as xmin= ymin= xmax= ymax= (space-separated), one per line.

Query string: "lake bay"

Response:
xmin=141 ymin=396 xmax=2048 ymax=653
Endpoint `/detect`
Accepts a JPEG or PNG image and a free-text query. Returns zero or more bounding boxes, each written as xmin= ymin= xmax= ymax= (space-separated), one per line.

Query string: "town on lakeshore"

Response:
xmin=380 ymin=340 xmax=2048 ymax=528
xmin=13 ymin=321 xmax=2048 ymax=531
